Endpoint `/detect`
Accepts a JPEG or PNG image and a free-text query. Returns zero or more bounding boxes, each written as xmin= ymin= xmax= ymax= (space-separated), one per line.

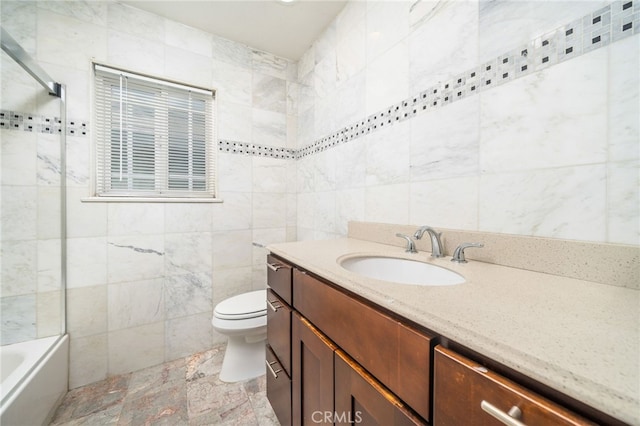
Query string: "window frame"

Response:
xmin=91 ymin=63 xmax=219 ymax=201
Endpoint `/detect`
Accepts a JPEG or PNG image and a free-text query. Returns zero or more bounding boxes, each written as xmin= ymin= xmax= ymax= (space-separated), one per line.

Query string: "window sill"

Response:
xmin=81 ymin=197 xmax=224 ymax=203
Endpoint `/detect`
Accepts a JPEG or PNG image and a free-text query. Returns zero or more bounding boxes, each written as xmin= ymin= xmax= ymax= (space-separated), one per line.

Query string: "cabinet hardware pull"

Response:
xmin=267 ymin=299 xmax=282 ymax=312
xmin=265 ymin=360 xmax=282 ymax=378
xmin=267 ymin=262 xmax=282 ymax=272
xmin=481 ymin=401 xmax=526 ymax=426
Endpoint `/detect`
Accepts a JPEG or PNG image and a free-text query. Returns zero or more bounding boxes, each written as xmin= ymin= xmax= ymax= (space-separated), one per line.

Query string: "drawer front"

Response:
xmin=293 ymin=269 xmax=433 ymax=421
xmin=267 ymin=254 xmax=293 ymax=305
xmin=267 ymin=288 xmax=292 ymax=376
xmin=266 ymin=345 xmax=292 ymax=426
xmin=433 ymin=346 xmax=595 ymax=426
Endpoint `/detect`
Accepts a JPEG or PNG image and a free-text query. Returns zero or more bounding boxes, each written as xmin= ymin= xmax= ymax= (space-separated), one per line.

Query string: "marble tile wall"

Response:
xmin=1 ymin=0 xmax=297 ymax=388
xmin=295 ymin=0 xmax=639 ymax=246
xmin=0 ymin=47 xmax=64 ymax=345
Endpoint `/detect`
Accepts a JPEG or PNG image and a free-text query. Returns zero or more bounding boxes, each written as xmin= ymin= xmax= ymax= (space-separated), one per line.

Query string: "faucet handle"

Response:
xmin=396 ymin=233 xmax=417 ymax=253
xmin=451 ymin=242 xmax=484 ymax=263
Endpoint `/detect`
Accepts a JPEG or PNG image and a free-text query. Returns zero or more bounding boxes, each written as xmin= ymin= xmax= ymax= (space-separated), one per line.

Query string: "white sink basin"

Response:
xmin=338 ymin=255 xmax=465 ymax=286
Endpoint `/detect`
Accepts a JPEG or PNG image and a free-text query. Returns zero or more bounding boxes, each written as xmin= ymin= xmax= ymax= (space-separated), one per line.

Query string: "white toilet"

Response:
xmin=212 ymin=289 xmax=267 ymax=382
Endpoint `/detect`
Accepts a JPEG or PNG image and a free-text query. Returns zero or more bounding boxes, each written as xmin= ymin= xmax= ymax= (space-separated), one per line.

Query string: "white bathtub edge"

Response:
xmin=0 ymin=335 xmax=69 ymax=426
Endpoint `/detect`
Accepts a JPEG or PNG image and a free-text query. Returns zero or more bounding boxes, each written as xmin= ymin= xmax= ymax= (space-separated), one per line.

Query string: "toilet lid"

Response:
xmin=214 ymin=290 xmax=267 ymax=320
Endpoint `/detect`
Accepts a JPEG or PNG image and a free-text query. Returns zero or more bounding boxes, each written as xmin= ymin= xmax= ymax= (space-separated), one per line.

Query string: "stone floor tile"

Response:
xmin=243 ymin=375 xmax=267 ymax=396
xmin=186 ymin=344 xmax=225 ymax=382
xmin=127 ymin=357 xmax=187 ymax=399
xmin=49 ymin=344 xmax=280 ymax=426
xmin=189 ymin=398 xmax=259 ymax=426
xmin=249 ymin=391 xmax=280 ymax=426
xmin=51 ymin=374 xmax=130 ymax=422
xmin=118 ymin=381 xmax=188 ymax=426
xmin=186 ymin=376 xmax=248 ymax=419
xmin=50 ymin=404 xmax=122 ymax=426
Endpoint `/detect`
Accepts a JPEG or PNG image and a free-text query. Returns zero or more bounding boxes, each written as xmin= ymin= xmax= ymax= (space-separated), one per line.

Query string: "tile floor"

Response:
xmin=50 ymin=343 xmax=280 ymax=425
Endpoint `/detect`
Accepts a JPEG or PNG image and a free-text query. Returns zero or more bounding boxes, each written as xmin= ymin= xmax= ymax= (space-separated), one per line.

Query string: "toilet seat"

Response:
xmin=214 ymin=290 xmax=266 ymax=320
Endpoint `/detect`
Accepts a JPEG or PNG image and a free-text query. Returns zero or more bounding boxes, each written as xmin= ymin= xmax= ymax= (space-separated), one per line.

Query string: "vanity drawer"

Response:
xmin=266 ymin=345 xmax=291 ymax=426
xmin=267 ymin=288 xmax=291 ymax=376
xmin=267 ymin=254 xmax=293 ymax=305
xmin=293 ymin=269 xmax=434 ymax=421
xmin=433 ymin=345 xmax=594 ymax=426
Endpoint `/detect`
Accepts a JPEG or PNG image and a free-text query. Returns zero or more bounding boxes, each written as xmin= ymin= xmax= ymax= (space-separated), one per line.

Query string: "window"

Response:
xmin=93 ymin=64 xmax=216 ymax=199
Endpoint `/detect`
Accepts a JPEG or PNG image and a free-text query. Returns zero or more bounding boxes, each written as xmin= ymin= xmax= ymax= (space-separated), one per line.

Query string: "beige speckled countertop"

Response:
xmin=267 ymin=238 xmax=640 ymax=425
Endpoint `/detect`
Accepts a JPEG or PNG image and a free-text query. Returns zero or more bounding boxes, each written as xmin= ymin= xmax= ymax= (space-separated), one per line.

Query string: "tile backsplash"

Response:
xmin=349 ymin=221 xmax=640 ymax=289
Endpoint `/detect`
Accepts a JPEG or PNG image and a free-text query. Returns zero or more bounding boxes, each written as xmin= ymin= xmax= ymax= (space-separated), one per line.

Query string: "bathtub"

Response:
xmin=1 ymin=335 xmax=69 ymax=426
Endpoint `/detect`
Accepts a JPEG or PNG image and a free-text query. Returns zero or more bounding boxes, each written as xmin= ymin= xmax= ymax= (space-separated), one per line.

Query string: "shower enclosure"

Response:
xmin=1 ymin=27 xmax=69 ymax=424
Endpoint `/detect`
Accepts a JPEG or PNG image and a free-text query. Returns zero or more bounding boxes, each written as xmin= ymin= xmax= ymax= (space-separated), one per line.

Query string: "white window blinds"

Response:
xmin=94 ymin=64 xmax=216 ymax=198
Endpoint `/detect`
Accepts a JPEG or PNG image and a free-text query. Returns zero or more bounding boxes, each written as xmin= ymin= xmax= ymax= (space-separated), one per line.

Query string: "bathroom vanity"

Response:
xmin=264 ymin=229 xmax=638 ymax=426
xmin=266 ymin=254 xmax=428 ymax=425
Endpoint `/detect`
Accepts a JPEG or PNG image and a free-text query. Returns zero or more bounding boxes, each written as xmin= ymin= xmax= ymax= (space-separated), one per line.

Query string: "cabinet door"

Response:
xmin=266 ymin=345 xmax=292 ymax=426
xmin=267 ymin=288 xmax=292 ymax=376
xmin=334 ymin=350 xmax=427 ymax=426
xmin=292 ymin=312 xmax=337 ymax=426
xmin=434 ymin=346 xmax=595 ymax=426
xmin=294 ymin=269 xmax=433 ymax=421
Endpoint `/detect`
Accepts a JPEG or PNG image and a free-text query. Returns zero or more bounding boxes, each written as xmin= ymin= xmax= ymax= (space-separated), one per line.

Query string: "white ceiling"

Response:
xmin=122 ymin=0 xmax=348 ymax=60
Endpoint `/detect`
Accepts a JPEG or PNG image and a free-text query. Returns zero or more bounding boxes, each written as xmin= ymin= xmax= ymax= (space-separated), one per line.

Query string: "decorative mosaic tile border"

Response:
xmin=2 ymin=1 xmax=637 ymax=160
xmin=218 ymin=139 xmax=296 ymax=159
xmin=297 ymin=0 xmax=638 ymax=158
xmin=0 ymin=110 xmax=297 ymax=159
xmin=0 ymin=110 xmax=88 ymax=136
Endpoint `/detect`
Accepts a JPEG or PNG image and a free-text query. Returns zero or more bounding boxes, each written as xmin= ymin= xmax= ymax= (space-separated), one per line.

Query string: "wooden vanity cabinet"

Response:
xmin=268 ymin=253 xmax=619 ymax=426
xmin=291 ymin=309 xmax=426 ymax=426
xmin=293 ymin=268 xmax=434 ymax=422
xmin=433 ymin=345 xmax=595 ymax=426
xmin=266 ymin=255 xmax=294 ymax=426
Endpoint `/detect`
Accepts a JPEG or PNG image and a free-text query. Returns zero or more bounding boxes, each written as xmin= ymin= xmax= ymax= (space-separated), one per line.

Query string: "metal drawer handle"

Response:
xmin=267 ymin=262 xmax=282 ymax=272
xmin=266 ymin=360 xmax=282 ymax=378
xmin=267 ymin=299 xmax=282 ymax=312
xmin=481 ymin=401 xmax=526 ymax=426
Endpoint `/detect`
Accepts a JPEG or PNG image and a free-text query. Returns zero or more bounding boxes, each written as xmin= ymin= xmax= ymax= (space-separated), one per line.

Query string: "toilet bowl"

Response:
xmin=212 ymin=289 xmax=267 ymax=382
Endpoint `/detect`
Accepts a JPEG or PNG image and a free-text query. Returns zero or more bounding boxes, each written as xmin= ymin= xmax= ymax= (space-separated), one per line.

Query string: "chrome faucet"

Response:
xmin=396 ymin=233 xmax=417 ymax=253
xmin=413 ymin=226 xmax=444 ymax=258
